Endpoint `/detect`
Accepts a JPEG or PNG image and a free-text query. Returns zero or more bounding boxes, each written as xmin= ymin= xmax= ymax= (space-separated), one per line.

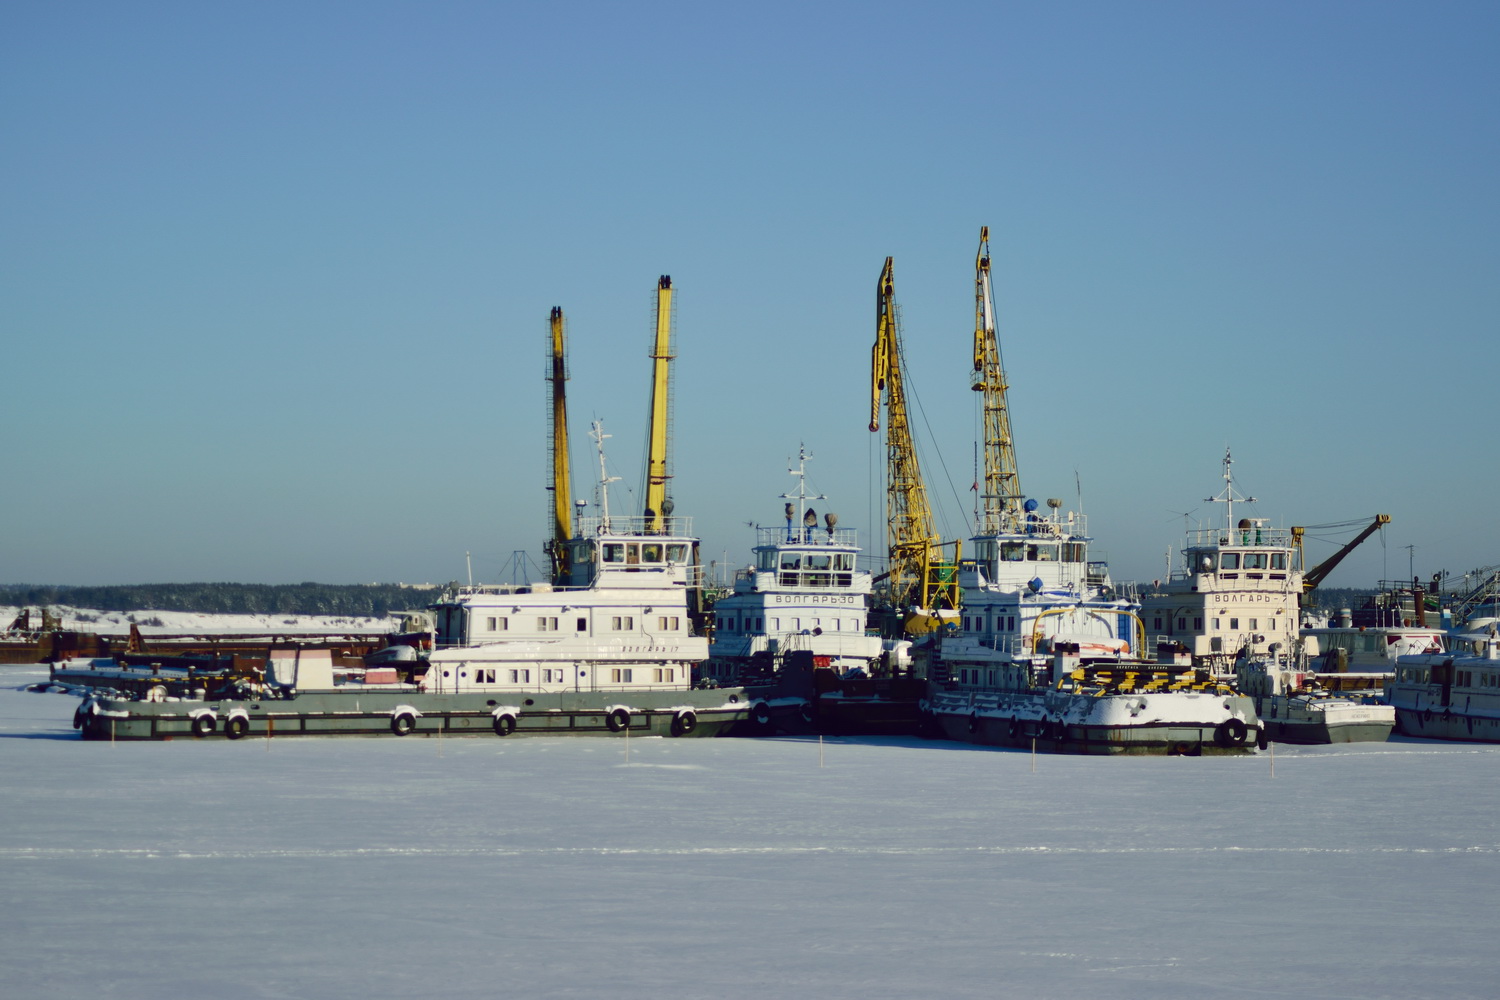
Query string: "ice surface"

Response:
xmin=3 ymin=665 xmax=1498 ymax=999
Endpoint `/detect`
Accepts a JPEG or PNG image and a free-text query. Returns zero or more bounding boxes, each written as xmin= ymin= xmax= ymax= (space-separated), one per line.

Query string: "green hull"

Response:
xmin=77 ymin=688 xmax=749 ymax=741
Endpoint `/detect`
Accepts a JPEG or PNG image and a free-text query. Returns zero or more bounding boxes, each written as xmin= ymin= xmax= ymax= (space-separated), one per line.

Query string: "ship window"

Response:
xmin=657 ymin=616 xmax=679 ymax=630
xmin=1152 ymin=617 xmax=1163 ymax=631
xmin=1249 ymin=619 xmax=1258 ymax=630
xmin=1212 ymin=618 xmax=1220 ymax=630
xmin=537 ymin=617 xmax=558 ymax=631
xmin=509 ymin=669 xmax=530 ymax=683
xmin=642 ymin=543 xmax=663 ymax=563
xmin=612 ymin=668 xmax=634 ymax=683
xmin=576 ymin=617 xmax=587 ymax=632
xmin=1194 ymin=617 xmax=1202 ymax=629
xmin=655 ymin=668 xmax=673 ymax=682
xmin=602 ymin=544 xmax=625 ymax=563
xmin=475 ymin=668 xmax=497 ymax=683
xmin=1220 ymin=553 xmax=1240 ymax=570
xmin=1196 ymin=552 xmax=1214 ymax=572
xmin=666 ymin=544 xmax=688 ymax=562
xmin=626 ymin=544 xmax=640 ymax=565
xmin=1243 ymin=553 xmax=1268 ymax=570
xmin=1177 ymin=618 xmax=1186 ymax=631
xmin=487 ymin=617 xmax=508 ymax=632
xmin=1271 ymin=552 xmax=1287 ymax=570
xmin=780 ymin=553 xmax=801 ymax=569
xmin=1030 ymin=544 xmax=1058 ymax=562
xmin=1229 ymin=618 xmax=1239 ymax=630
xmin=611 ymin=616 xmax=634 ymax=631
xmin=770 ymin=618 xmax=779 ymax=630
xmin=1001 ymin=542 xmax=1026 ymax=562
xmin=1063 ymin=542 xmax=1085 ymax=563
xmin=1269 ymin=619 xmax=1277 ymax=631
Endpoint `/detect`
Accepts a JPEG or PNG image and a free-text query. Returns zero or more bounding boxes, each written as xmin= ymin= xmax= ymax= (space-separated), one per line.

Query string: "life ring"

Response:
xmin=670 ymin=710 xmax=698 ymax=737
xmin=492 ymin=713 xmax=517 ymax=736
xmin=1215 ymin=718 xmax=1249 ymax=748
xmin=606 ymin=708 xmax=631 ymax=732
xmin=391 ymin=711 xmax=417 ymax=736
xmin=191 ymin=714 xmax=216 ymax=738
xmin=225 ymin=716 xmax=249 ymax=740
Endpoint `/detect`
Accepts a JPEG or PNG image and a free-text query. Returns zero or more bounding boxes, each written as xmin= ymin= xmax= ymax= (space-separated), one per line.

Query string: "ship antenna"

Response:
xmin=781 ymin=443 xmax=826 ymax=542
xmin=590 ymin=419 xmax=622 ymax=533
xmin=1204 ymin=446 xmax=1256 ymax=535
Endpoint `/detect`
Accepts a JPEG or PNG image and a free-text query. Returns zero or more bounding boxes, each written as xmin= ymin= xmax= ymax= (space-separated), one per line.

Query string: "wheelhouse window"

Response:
xmin=666 ymin=544 xmax=689 ymax=563
xmin=1221 ymin=553 xmax=1240 ymax=570
xmin=602 ymin=544 xmax=626 ymax=564
xmin=1001 ymin=542 xmax=1026 ymax=562
xmin=1270 ymin=552 xmax=1287 ymax=570
xmin=1243 ymin=552 xmax=1268 ymax=570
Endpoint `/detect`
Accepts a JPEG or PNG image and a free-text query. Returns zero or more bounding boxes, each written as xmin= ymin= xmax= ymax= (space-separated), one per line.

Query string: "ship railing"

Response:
xmin=1185 ymin=525 xmax=1293 ymax=547
xmin=575 ymin=514 xmax=695 ymax=538
xmin=754 ymin=525 xmax=861 ymax=548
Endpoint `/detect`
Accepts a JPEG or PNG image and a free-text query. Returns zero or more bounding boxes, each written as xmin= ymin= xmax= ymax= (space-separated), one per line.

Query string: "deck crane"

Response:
xmin=870 ymin=256 xmax=961 ymax=632
xmin=971 ymin=226 xmax=1024 ymax=533
xmin=642 ymin=275 xmax=675 ymax=534
xmin=544 ymin=307 xmax=575 ymax=585
xmin=1292 ymin=513 xmax=1391 ymax=606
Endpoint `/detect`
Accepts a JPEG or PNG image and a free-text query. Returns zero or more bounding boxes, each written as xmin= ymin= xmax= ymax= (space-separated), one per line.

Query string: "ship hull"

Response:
xmin=1392 ymin=707 xmax=1500 ymax=743
xmin=76 ymin=688 xmax=748 ymax=741
xmin=927 ymin=691 xmax=1262 ymax=756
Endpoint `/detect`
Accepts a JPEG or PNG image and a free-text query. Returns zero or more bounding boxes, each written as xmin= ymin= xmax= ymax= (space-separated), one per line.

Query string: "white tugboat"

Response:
xmin=74 ymin=285 xmax=749 ymax=740
xmin=925 ymin=230 xmax=1261 ymax=754
xmin=705 ymin=448 xmax=908 ymax=733
xmin=1138 ymin=452 xmax=1394 ymax=744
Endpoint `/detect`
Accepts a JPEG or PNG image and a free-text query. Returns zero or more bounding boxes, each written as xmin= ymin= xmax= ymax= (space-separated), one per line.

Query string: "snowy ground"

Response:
xmin=3 ymin=665 xmax=1498 ymax=1000
xmin=1 ymin=605 xmax=399 ymax=635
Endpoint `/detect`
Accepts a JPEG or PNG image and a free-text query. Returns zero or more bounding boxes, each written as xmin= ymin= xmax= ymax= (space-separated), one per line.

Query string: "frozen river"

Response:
xmin=3 ymin=665 xmax=1497 ymax=999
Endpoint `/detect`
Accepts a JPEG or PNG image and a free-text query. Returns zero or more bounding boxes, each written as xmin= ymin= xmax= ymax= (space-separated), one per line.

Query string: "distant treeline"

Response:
xmin=0 ymin=583 xmax=444 ymax=618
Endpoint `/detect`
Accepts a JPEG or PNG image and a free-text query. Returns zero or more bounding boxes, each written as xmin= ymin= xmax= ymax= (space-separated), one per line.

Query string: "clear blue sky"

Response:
xmin=4 ymin=1 xmax=1496 ymax=591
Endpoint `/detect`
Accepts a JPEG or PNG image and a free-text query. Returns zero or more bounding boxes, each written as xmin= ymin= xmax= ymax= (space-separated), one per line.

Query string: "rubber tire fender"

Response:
xmin=391 ymin=712 xmax=417 ymax=736
xmin=225 ymin=716 xmax=249 ymax=740
xmin=967 ymin=712 xmax=980 ymax=734
xmin=752 ymin=703 xmax=772 ymax=728
xmin=670 ymin=710 xmax=697 ymax=737
xmin=492 ymin=713 xmax=517 ymax=736
xmin=606 ymin=708 xmax=631 ymax=733
xmin=1216 ymin=718 xmax=1249 ymax=748
xmin=191 ymin=714 xmax=216 ymax=738
xmin=73 ymin=706 xmax=87 ymax=730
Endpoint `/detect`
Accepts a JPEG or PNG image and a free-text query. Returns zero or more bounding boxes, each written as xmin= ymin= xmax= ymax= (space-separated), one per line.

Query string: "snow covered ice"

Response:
xmin=3 ymin=665 xmax=1498 ymax=1000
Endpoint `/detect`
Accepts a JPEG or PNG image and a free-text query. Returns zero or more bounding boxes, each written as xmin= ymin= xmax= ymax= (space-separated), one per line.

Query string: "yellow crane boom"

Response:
xmin=545 ymin=306 xmax=574 ymax=584
xmin=971 ymin=226 xmax=1023 ymax=533
xmin=643 ymin=275 xmax=674 ymax=532
xmin=870 ymin=256 xmax=960 ymax=625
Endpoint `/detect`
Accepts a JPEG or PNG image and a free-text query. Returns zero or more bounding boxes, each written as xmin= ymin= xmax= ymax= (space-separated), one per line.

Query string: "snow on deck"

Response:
xmin=2 ymin=665 xmax=1498 ymax=999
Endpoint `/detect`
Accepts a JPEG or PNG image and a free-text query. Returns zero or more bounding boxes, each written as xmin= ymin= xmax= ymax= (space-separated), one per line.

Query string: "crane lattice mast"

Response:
xmin=971 ymin=226 xmax=1023 ymax=533
xmin=870 ymin=257 xmax=960 ymax=618
xmin=545 ymin=306 xmax=574 ymax=584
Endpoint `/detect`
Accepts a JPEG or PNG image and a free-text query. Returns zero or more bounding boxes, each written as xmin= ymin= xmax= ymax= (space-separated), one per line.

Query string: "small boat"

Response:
xmin=1389 ymin=621 xmax=1500 ymax=742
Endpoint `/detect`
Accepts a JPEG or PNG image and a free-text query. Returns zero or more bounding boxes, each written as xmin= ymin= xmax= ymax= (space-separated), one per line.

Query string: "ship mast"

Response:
xmin=971 ymin=226 xmax=1023 ymax=533
xmin=642 ymin=275 xmax=675 ymax=533
xmin=1204 ymin=447 xmax=1255 ymax=535
xmin=545 ymin=306 xmax=574 ymax=584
